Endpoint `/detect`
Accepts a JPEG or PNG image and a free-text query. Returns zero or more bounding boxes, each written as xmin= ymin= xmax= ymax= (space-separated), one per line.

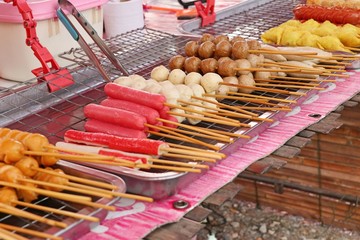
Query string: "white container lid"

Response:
xmin=0 ymin=0 xmax=108 ymax=23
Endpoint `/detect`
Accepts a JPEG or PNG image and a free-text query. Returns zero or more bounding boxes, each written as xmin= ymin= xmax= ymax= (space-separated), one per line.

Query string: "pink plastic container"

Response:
xmin=0 ymin=0 xmax=108 ymax=82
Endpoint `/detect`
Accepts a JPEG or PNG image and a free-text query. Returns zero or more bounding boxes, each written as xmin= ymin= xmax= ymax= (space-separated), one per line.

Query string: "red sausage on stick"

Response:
xmin=104 ymin=83 xmax=166 ymax=110
xmin=84 ymin=103 xmax=147 ymax=131
xmin=101 ymin=98 xmax=160 ymax=125
xmin=64 ymin=130 xmax=169 ymax=155
xmin=84 ymin=119 xmax=147 ymax=139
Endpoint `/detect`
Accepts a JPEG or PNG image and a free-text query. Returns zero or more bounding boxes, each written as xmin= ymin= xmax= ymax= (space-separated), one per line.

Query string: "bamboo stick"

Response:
xmin=150 ymin=124 xmax=231 ymax=143
xmin=168 ymin=143 xmax=225 ymax=158
xmin=165 ymin=102 xmax=240 ymax=124
xmin=0 ymin=223 xmax=62 ymax=240
xmin=13 ymin=200 xmax=99 ymax=222
xmin=149 ymin=158 xmax=209 ymax=169
xmin=234 ymin=67 xmax=300 ymax=73
xmin=204 ymin=93 xmax=275 ymax=105
xmin=192 ymin=96 xmax=258 ymax=117
xmin=32 ymin=167 xmax=117 ymax=190
xmin=268 ymin=75 xmax=336 ymax=82
xmin=255 ymin=83 xmax=325 ymax=90
xmin=227 ymin=92 xmax=297 ymax=103
xmin=0 ymin=227 xmax=27 ymax=240
xmin=254 ymin=78 xmax=320 ymax=87
xmin=148 ymin=130 xmax=220 ymax=151
xmin=251 ymin=49 xmax=319 ymax=55
xmin=162 ymin=147 xmax=222 ymax=160
xmin=18 ymin=178 xmax=113 ymax=199
xmin=161 ymin=153 xmax=217 ymax=162
xmin=196 ymin=128 xmax=250 ymax=138
xmin=66 ymin=182 xmax=154 ymax=203
xmin=220 ymin=82 xmax=306 ymax=96
xmin=0 ymin=203 xmax=67 ymax=228
xmin=138 ymin=164 xmax=201 ymax=173
xmin=169 ymin=111 xmax=249 ymax=127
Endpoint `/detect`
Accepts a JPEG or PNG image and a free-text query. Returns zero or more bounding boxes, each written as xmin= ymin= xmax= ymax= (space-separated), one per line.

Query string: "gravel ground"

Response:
xmin=196 ymin=199 xmax=360 ymax=240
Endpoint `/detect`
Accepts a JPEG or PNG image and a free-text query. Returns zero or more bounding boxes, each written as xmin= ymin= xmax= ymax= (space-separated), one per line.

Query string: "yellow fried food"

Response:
xmin=317 ymin=36 xmax=351 ymax=52
xmin=261 ymin=27 xmax=284 ymax=45
xmin=280 ymin=27 xmax=307 ymax=46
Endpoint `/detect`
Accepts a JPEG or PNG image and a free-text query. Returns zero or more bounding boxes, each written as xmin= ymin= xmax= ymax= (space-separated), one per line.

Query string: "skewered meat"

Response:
xmin=184 ymin=56 xmax=202 ymax=73
xmin=184 ymin=72 xmax=202 ymax=85
xmin=85 ymin=119 xmax=147 ymax=139
xmin=185 ymin=40 xmax=200 ymax=57
xmin=213 ymin=35 xmax=229 ymax=45
xmin=218 ymin=58 xmax=237 ymax=77
xmin=14 ymin=156 xmax=39 ymax=177
xmin=200 ymin=58 xmax=218 ymax=74
xmin=200 ymin=33 xmax=215 ymax=43
xmin=0 ymin=187 xmax=18 ymax=206
xmin=84 ymin=104 xmax=148 ymax=131
xmin=215 ymin=40 xmax=232 ymax=58
xmin=168 ymin=69 xmax=187 ymax=84
xmin=198 ymin=41 xmax=216 ymax=59
xmin=0 ymin=138 xmax=25 ymax=163
xmin=104 ymin=83 xmax=166 ymax=111
xmin=175 ymin=84 xmax=193 ymax=103
xmin=169 ymin=55 xmax=186 ymax=70
xmin=230 ymin=36 xmax=245 ymax=45
xmin=200 ymin=73 xmax=223 ymax=93
xmin=151 ymin=65 xmax=170 ymax=82
xmin=223 ymin=76 xmax=239 ymax=92
xmin=232 ymin=40 xmax=249 ymax=59
xmin=40 ymin=145 xmax=59 ymax=166
xmin=234 ymin=59 xmax=252 ymax=75
xmin=238 ymin=75 xmax=256 ymax=94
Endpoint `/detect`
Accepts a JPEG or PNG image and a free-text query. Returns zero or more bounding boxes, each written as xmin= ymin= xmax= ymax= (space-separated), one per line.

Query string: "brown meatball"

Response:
xmin=218 ymin=59 xmax=237 ymax=77
xmin=230 ymin=36 xmax=245 ymax=45
xmin=198 ymin=41 xmax=215 ymax=59
xmin=200 ymin=33 xmax=215 ymax=43
xmin=184 ymin=56 xmax=202 ymax=73
xmin=247 ymin=39 xmax=261 ymax=50
xmin=215 ymin=40 xmax=232 ymax=58
xmin=185 ymin=41 xmax=199 ymax=57
xmin=169 ymin=55 xmax=185 ymax=70
xmin=200 ymin=58 xmax=218 ymax=74
xmin=217 ymin=57 xmax=232 ymax=66
xmin=232 ymin=40 xmax=249 ymax=59
xmin=213 ymin=35 xmax=229 ymax=45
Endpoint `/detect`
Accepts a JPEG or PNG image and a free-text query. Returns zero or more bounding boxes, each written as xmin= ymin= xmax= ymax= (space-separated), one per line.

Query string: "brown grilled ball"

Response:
xmin=200 ymin=58 xmax=218 ymax=74
xmin=218 ymin=59 xmax=237 ymax=77
xmin=215 ymin=40 xmax=232 ymax=58
xmin=198 ymin=41 xmax=216 ymax=59
xmin=230 ymin=36 xmax=245 ymax=45
xmin=184 ymin=56 xmax=202 ymax=73
xmin=232 ymin=40 xmax=249 ymax=59
xmin=185 ymin=41 xmax=199 ymax=57
xmin=217 ymin=57 xmax=232 ymax=65
xmin=169 ymin=55 xmax=186 ymax=70
xmin=247 ymin=39 xmax=261 ymax=50
xmin=200 ymin=33 xmax=215 ymax=43
xmin=213 ymin=35 xmax=229 ymax=45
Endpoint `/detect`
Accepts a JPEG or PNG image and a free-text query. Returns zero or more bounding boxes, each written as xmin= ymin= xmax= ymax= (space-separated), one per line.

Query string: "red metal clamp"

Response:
xmin=195 ymin=0 xmax=216 ymax=27
xmin=5 ymin=0 xmax=74 ymax=92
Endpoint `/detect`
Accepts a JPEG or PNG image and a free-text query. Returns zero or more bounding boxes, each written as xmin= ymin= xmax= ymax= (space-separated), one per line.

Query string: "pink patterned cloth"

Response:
xmin=78 ymin=70 xmax=360 ymax=239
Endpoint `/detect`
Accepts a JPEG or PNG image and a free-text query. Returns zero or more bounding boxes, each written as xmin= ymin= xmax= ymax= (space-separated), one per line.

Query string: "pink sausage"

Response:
xmin=158 ymin=106 xmax=171 ymax=119
xmin=64 ymin=130 xmax=168 ymax=155
xmin=84 ymin=103 xmax=147 ymax=131
xmin=84 ymin=119 xmax=147 ymax=139
xmin=104 ymin=83 xmax=166 ymax=110
xmin=163 ymin=116 xmax=178 ymax=129
xmin=101 ymin=98 xmax=160 ymax=125
xmin=99 ymin=149 xmax=149 ymax=164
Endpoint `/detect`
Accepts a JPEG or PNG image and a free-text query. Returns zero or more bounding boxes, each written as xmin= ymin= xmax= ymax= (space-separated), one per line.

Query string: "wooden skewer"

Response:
xmin=18 ymin=178 xmax=113 ymax=199
xmin=251 ymin=49 xmax=319 ymax=55
xmin=162 ymin=146 xmax=222 ymax=160
xmin=259 ymin=62 xmax=347 ymax=73
xmin=32 ymin=167 xmax=117 ymax=190
xmin=165 ymin=102 xmax=240 ymax=124
xmin=147 ymin=129 xmax=220 ymax=151
xmin=178 ymin=99 xmax=256 ymax=119
xmin=227 ymin=92 xmax=297 ymax=103
xmin=220 ymin=82 xmax=306 ymax=96
xmin=157 ymin=118 xmax=229 ymax=139
xmin=192 ymin=96 xmax=258 ymax=116
xmin=313 ymin=64 xmax=345 ymax=69
xmin=52 ymin=157 xmax=135 ymax=168
xmin=214 ymin=111 xmax=274 ymax=122
xmin=169 ymin=111 xmax=249 ymax=127
xmin=319 ymin=59 xmax=351 ymax=65
xmin=204 ymin=93 xmax=279 ymax=106
xmin=13 ymin=200 xmax=99 ymax=222
xmin=0 ymin=203 xmax=67 ymax=228
xmin=254 ymin=78 xmax=320 ymax=87
xmin=0 ymin=227 xmax=27 ymax=240
xmin=255 ymin=83 xmax=325 ymax=90
xmin=197 ymin=128 xmax=248 ymax=138
xmin=66 ymin=182 xmax=154 ymax=203
xmin=320 ymin=72 xmax=350 ymax=78
xmin=230 ymin=106 xmax=291 ymax=111
xmin=47 ymin=145 xmax=136 ymax=165
xmin=331 ymin=54 xmax=360 ymax=58
xmin=151 ymin=124 xmax=231 ymax=143
xmin=168 ymin=143 xmax=226 ymax=158
xmin=268 ymin=75 xmax=336 ymax=82
xmin=162 ymin=153 xmax=216 ymax=162
xmin=234 ymin=67 xmax=300 ymax=73
xmin=0 ymin=223 xmax=62 ymax=240
xmin=0 ymin=180 xmax=91 ymax=202
xmin=345 ymin=46 xmax=360 ymax=52
xmin=136 ymin=164 xmax=201 ymax=173
xmin=149 ymin=158 xmax=209 ymax=169
xmin=300 ymin=54 xmax=345 ymax=60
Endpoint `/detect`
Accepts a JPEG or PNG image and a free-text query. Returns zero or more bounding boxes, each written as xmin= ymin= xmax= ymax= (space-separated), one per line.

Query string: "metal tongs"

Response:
xmin=56 ymin=0 xmax=129 ymax=81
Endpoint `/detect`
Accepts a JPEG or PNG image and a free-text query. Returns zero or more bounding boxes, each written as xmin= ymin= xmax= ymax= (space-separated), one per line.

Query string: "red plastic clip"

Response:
xmin=195 ymin=0 xmax=216 ymax=27
xmin=5 ymin=0 xmax=74 ymax=92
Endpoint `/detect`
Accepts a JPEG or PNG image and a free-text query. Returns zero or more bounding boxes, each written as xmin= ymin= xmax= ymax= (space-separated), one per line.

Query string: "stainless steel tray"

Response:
xmin=0 ymin=160 xmax=126 ymax=239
